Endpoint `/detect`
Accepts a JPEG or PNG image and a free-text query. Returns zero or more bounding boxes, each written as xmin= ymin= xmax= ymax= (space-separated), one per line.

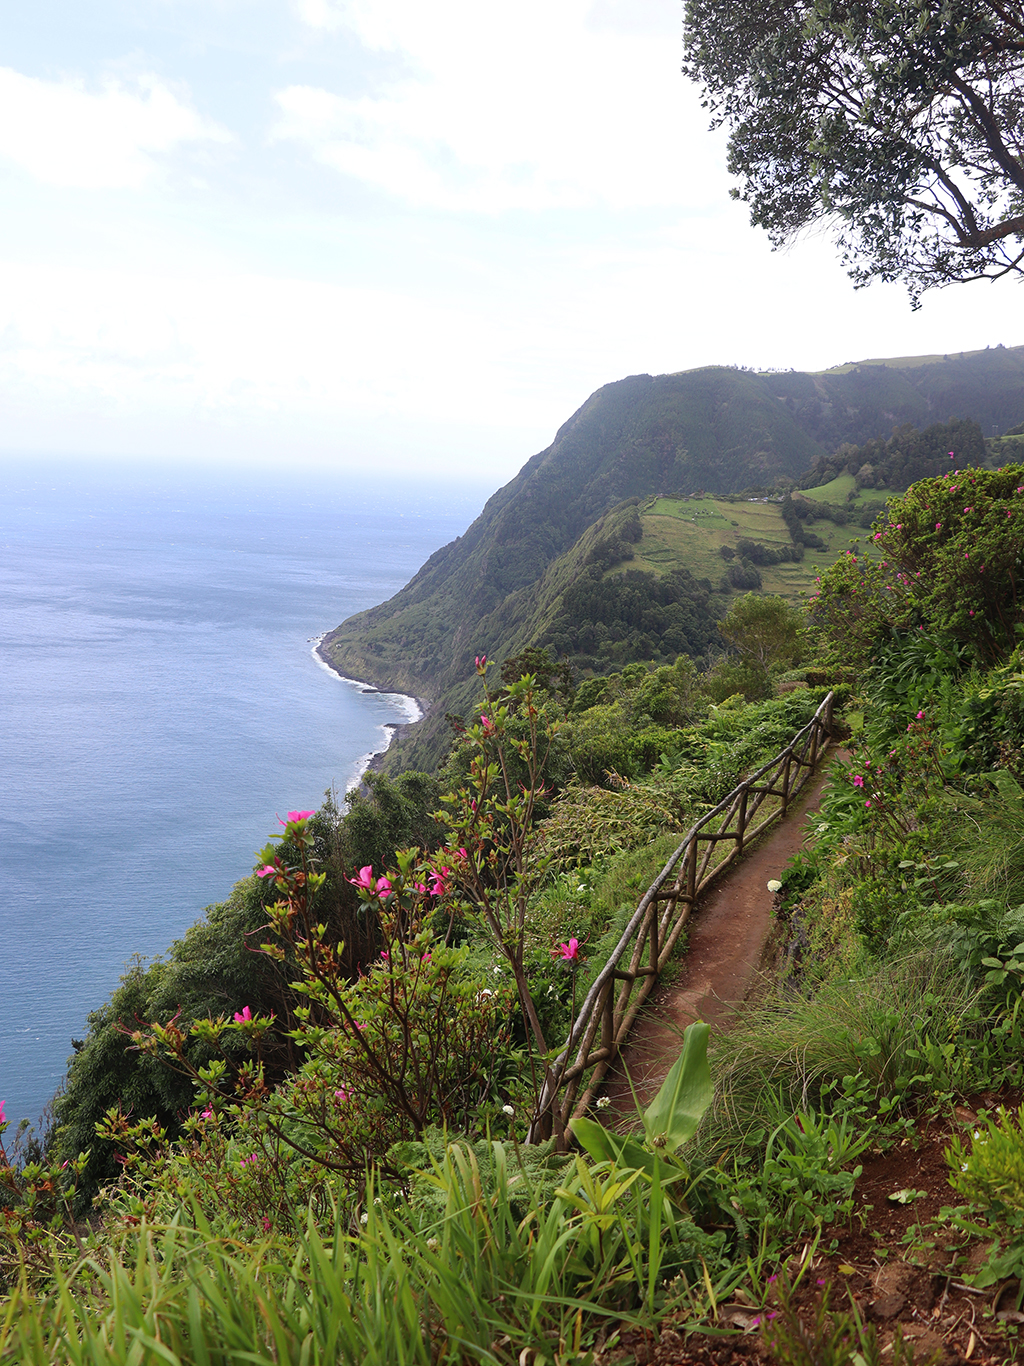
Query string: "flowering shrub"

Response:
xmin=109 ymin=811 xmax=516 ymax=1224
xmin=0 ymin=1100 xmax=87 ymax=1284
xmin=438 ymin=663 xmax=566 ymax=1133
xmin=810 ymin=463 xmax=1024 ymax=667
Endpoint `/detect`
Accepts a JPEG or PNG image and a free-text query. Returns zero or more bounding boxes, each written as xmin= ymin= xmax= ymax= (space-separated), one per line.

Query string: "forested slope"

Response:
xmin=321 ymin=349 xmax=1024 ymax=773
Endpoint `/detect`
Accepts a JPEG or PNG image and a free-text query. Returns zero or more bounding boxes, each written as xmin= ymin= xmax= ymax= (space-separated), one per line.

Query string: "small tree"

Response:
xmin=718 ymin=593 xmax=803 ymax=693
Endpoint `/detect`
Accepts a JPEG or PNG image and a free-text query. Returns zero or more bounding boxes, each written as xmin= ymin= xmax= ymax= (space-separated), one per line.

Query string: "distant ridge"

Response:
xmin=320 ymin=345 xmax=1024 ymax=773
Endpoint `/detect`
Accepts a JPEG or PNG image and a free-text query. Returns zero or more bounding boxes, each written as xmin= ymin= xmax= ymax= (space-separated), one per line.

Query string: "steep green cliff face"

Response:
xmin=320 ymin=351 xmax=1024 ymax=773
xmin=773 ymin=345 xmax=1024 ymax=447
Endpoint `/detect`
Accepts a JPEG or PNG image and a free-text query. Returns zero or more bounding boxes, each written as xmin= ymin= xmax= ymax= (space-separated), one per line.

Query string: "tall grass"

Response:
xmin=694 ymin=949 xmax=989 ymax=1160
xmin=0 ymin=1138 xmax=724 ymax=1366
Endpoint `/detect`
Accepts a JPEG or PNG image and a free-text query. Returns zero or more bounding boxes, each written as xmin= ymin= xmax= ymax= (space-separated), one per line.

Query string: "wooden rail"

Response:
xmin=527 ymin=690 xmax=835 ymax=1144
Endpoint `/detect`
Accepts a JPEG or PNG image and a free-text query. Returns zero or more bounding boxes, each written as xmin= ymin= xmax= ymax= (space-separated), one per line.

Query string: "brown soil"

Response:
xmin=602 ymin=765 xmax=836 ymax=1116
xmin=597 ymin=1101 xmax=1022 ymax=1365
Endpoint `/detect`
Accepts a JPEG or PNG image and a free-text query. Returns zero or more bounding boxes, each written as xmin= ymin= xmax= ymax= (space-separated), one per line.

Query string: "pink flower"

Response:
xmin=865 ymin=799 xmax=872 ymax=808
xmin=480 ymin=714 xmax=495 ymax=735
xmin=916 ymin=710 xmax=925 ymax=719
xmin=376 ymin=876 xmax=392 ymax=896
xmin=256 ymin=864 xmax=277 ymax=879
xmin=201 ymin=1107 xmax=213 ymax=1119
xmin=559 ymin=937 xmax=580 ymax=961
xmin=334 ymin=1087 xmax=350 ymax=1102
xmin=262 ymin=1216 xmax=271 ymax=1232
xmin=234 ymin=1006 xmax=253 ymax=1023
xmin=429 ymin=866 xmax=451 ymax=897
xmin=935 ymin=522 xmax=942 ymax=530
xmin=349 ymin=865 xmax=376 ymax=891
xmin=852 ymin=774 xmax=864 ymax=787
xmin=278 ymin=810 xmax=315 ymax=826
xmin=0 ymin=1100 xmax=5 ymax=1126
xmin=475 ymin=654 xmax=487 ymax=669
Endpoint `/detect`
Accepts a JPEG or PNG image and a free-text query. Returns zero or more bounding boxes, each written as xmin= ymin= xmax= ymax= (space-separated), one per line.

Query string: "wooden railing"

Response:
xmin=527 ymin=690 xmax=835 ymax=1144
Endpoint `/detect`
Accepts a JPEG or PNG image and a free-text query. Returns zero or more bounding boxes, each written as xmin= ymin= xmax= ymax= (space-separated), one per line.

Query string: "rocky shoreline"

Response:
xmin=313 ymin=638 xmax=430 ymax=789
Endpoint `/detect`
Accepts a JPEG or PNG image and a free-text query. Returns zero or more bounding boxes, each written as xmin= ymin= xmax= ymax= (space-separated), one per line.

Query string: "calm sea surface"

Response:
xmin=0 ymin=459 xmax=486 ymax=1129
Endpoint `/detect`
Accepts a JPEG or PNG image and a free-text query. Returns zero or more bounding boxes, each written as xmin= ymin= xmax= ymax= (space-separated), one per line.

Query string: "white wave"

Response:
xmin=310 ymin=644 xmax=424 ymax=798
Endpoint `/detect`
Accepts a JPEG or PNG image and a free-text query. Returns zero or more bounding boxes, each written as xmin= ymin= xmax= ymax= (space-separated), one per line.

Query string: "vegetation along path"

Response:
xmin=602 ymin=759 xmax=836 ymax=1119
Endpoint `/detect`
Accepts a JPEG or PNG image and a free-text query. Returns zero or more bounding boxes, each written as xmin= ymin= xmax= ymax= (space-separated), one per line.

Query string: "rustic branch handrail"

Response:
xmin=527 ymin=689 xmax=835 ymax=1144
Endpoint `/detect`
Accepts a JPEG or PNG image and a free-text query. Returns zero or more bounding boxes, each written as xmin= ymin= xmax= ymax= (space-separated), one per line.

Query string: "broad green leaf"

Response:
xmin=642 ymin=1020 xmax=712 ymax=1153
xmin=571 ymin=1117 xmax=657 ymax=1178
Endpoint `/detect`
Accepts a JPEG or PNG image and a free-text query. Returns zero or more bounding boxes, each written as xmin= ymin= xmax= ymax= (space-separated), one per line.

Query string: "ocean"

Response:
xmin=0 ymin=459 xmax=487 ymax=1131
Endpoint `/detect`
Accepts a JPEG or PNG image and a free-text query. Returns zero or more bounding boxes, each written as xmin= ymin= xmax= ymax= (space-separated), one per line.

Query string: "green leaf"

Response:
xmin=571 ymin=1117 xmax=668 ymax=1183
xmin=642 ymin=1019 xmax=713 ymax=1153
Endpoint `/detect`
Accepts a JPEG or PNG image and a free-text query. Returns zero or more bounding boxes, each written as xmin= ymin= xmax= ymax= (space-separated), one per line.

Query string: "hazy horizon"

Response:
xmin=2 ymin=1 xmax=1023 ymax=485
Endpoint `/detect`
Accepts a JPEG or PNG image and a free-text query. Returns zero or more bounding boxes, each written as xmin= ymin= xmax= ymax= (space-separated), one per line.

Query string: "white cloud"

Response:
xmin=292 ymin=0 xmax=405 ymax=48
xmin=0 ymin=68 xmax=232 ymax=189
xmin=277 ymin=0 xmax=725 ymax=212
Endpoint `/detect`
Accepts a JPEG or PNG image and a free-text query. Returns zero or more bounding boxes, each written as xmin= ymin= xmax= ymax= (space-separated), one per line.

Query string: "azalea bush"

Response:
xmin=93 ymin=827 xmax=509 ymax=1235
xmin=810 ymin=462 xmax=1024 ymax=668
xmin=438 ymin=660 xmax=566 ymax=1131
xmin=0 ymin=1100 xmax=86 ymax=1287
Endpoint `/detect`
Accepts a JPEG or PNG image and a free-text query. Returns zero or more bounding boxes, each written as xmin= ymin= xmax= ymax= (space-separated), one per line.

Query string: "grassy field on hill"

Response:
xmin=630 ymin=490 xmax=888 ymax=602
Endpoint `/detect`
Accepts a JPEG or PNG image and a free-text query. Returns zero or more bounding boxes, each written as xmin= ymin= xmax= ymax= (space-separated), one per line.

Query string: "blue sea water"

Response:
xmin=0 ymin=459 xmax=488 ymax=1131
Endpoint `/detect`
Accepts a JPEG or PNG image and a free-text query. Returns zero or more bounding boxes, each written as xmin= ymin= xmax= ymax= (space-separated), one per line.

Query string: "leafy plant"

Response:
xmin=573 ymin=1020 xmax=713 ymax=1183
xmin=946 ymin=1106 xmax=1024 ymax=1302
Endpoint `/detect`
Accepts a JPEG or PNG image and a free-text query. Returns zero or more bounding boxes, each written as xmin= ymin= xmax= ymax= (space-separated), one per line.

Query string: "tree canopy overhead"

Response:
xmin=682 ymin=0 xmax=1024 ymax=303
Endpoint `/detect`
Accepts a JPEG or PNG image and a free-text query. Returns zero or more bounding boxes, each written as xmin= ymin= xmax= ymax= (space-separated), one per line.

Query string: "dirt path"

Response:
xmin=601 ymin=762 xmax=835 ymax=1117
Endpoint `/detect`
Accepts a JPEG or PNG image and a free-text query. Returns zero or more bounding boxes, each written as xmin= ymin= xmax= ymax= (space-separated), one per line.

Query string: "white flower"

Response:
xmin=961 ymin=1162 xmax=969 ymax=1172
xmin=502 ymin=1104 xmax=515 ymax=1117
xmin=360 ymin=1212 xmax=369 ymax=1225
xmin=426 ymin=1237 xmax=440 ymax=1251
xmin=767 ymin=879 xmax=783 ymax=893
xmin=596 ymin=1096 xmax=611 ymax=1110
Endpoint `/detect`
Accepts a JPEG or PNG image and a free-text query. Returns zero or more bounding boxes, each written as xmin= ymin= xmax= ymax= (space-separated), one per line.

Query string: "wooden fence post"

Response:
xmin=601 ymin=982 xmax=615 ymax=1057
xmin=535 ymin=693 xmax=833 ymax=1134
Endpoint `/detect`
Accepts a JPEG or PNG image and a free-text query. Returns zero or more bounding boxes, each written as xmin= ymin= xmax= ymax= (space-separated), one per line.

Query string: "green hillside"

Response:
xmin=321 ymin=348 xmax=1024 ymax=772
xmin=632 ymin=494 xmax=867 ymax=601
xmin=763 ymin=343 xmax=1024 ymax=446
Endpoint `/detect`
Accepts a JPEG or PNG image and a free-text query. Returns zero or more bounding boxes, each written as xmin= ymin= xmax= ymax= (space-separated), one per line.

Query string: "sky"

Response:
xmin=1 ymin=0 xmax=1022 ymax=483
